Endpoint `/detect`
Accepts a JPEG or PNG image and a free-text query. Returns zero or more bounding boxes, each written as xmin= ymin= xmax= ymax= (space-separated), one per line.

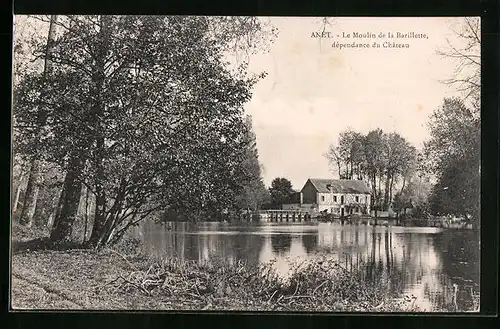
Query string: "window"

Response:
xmin=341 ymin=195 xmax=344 ymax=204
xmin=365 ymin=196 xmax=368 ymax=203
xmin=355 ymin=196 xmax=359 ymax=202
xmin=321 ymin=195 xmax=325 ymax=202
xmin=333 ymin=196 xmax=337 ymax=202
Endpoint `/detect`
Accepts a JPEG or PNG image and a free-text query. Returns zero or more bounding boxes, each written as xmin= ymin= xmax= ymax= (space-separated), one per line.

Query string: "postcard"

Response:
xmin=11 ymin=15 xmax=480 ymax=312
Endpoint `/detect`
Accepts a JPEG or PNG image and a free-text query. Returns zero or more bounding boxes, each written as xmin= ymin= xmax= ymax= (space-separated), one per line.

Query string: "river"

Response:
xmin=131 ymin=220 xmax=480 ymax=312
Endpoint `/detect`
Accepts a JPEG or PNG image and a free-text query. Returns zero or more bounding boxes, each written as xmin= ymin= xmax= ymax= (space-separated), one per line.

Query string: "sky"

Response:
xmin=12 ymin=16 xmax=474 ymax=190
xmin=243 ymin=17 xmax=472 ymax=189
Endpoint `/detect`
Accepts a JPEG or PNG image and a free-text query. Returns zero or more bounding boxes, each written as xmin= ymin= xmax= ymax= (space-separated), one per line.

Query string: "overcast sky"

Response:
xmin=244 ymin=17 xmax=472 ymax=189
xmin=13 ymin=16 xmax=474 ymax=190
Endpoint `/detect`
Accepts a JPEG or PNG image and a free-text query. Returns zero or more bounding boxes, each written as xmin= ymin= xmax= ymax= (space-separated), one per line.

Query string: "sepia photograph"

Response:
xmin=10 ymin=15 xmax=480 ymax=312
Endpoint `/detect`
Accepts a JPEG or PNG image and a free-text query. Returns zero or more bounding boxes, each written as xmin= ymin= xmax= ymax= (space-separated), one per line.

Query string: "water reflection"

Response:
xmin=271 ymin=234 xmax=292 ymax=254
xmin=301 ymin=233 xmax=317 ymax=254
xmin=132 ymin=221 xmax=479 ymax=312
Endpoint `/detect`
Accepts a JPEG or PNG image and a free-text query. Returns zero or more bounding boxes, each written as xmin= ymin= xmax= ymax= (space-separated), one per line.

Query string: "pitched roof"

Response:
xmin=305 ymin=178 xmax=371 ymax=194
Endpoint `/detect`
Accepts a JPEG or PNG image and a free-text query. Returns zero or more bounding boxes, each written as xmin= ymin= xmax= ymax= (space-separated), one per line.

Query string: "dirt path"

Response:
xmin=11 ymin=271 xmax=84 ymax=309
xmin=10 ymin=248 xmax=175 ymax=310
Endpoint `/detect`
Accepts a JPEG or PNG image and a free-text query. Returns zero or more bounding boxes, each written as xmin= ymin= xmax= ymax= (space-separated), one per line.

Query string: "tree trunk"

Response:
xmin=33 ymin=183 xmax=48 ymax=227
xmin=19 ymin=15 xmax=58 ymax=227
xmin=87 ymin=139 xmax=106 ymax=247
xmin=384 ymin=173 xmax=390 ymax=211
xmin=50 ymin=154 xmax=85 ymax=244
xmin=385 ymin=232 xmax=390 ymax=273
xmin=13 ymin=170 xmax=26 ymax=214
xmin=47 ymin=186 xmax=65 ymax=230
xmin=77 ymin=184 xmax=87 ymax=219
xmin=389 ymin=175 xmax=395 ymax=207
xmin=19 ymin=158 xmax=40 ymax=227
xmin=93 ymin=179 xmax=127 ymax=248
xmin=377 ymin=174 xmax=383 ymax=206
xmin=400 ymin=176 xmax=406 ymax=195
xmin=83 ymin=185 xmax=90 ymax=243
xmin=87 ymin=15 xmax=111 ymax=248
xmin=370 ymin=174 xmax=377 ymax=212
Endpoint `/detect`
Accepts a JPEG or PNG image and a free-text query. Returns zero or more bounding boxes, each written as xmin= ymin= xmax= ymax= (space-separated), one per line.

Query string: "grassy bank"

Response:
xmin=11 ymin=223 xmax=418 ymax=312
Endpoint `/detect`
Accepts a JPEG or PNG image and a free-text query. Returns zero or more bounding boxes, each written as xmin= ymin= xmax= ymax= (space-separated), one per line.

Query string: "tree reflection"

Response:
xmin=366 ymin=230 xmax=377 ymax=280
xmin=301 ymin=233 xmax=318 ymax=254
xmin=228 ymin=232 xmax=264 ymax=266
xmin=426 ymin=230 xmax=480 ymax=311
xmin=271 ymin=234 xmax=292 ymax=255
xmin=433 ymin=231 xmax=479 ymax=284
xmin=181 ymin=231 xmax=201 ymax=261
xmin=385 ymin=231 xmax=391 ymax=275
xmin=137 ymin=221 xmax=480 ymax=312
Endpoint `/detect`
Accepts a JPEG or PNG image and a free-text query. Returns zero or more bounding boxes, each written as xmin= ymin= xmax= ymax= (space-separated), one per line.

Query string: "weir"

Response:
xmin=261 ymin=210 xmax=312 ymax=223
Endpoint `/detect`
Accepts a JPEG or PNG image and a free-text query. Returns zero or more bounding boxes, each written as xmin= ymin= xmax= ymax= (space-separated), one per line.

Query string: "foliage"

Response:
xmin=12 ymin=15 xmax=48 ymax=86
xmin=393 ymin=176 xmax=433 ymax=217
xmin=326 ymin=128 xmax=417 ymax=211
xmin=426 ymin=17 xmax=481 ymax=223
xmin=392 ymin=192 xmax=406 ymax=215
xmin=428 ymin=157 xmax=479 ymax=220
xmin=206 ymin=16 xmax=279 ymax=63
xmin=231 ymin=116 xmax=271 ymax=212
xmin=12 ymin=15 xmax=275 ymax=247
xmin=268 ymin=177 xmax=295 ymax=206
xmin=425 ymin=98 xmax=480 ymax=221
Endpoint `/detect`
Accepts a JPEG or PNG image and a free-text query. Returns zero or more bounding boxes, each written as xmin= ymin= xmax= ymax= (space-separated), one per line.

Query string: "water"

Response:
xmin=132 ymin=220 xmax=480 ymax=312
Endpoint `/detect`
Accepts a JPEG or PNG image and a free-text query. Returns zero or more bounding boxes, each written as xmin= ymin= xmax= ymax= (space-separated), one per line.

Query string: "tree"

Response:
xmin=233 ymin=116 xmax=271 ymax=212
xmin=325 ymin=128 xmax=364 ymax=180
xmin=437 ymin=17 xmax=480 ymax=105
xmin=425 ymin=98 xmax=480 ymax=223
xmin=165 ymin=113 xmax=268 ymax=221
xmin=268 ymin=177 xmax=294 ymax=206
xmin=361 ymin=129 xmax=386 ymax=210
xmin=326 ymin=128 xmax=417 ymax=211
xmin=325 ymin=144 xmax=343 ymax=179
xmin=393 ymin=173 xmax=432 ymax=218
xmin=382 ymin=133 xmax=417 ymax=210
xmin=392 ymin=192 xmax=407 ymax=217
xmin=428 ymin=156 xmax=479 ymax=221
xmin=13 ymin=15 xmax=274 ymax=247
xmin=17 ymin=15 xmax=58 ymax=227
xmin=429 ymin=17 xmax=480 ymax=226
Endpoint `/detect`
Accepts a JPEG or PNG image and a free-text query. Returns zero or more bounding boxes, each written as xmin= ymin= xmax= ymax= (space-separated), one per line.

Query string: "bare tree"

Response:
xmin=437 ymin=17 xmax=480 ymax=107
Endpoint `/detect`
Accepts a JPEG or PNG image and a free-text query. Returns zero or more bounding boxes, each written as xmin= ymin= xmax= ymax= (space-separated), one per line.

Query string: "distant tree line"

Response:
xmin=325 ymin=17 xmax=481 ymax=226
xmin=326 ymin=129 xmax=418 ymax=212
xmin=324 ymin=98 xmax=479 ymax=222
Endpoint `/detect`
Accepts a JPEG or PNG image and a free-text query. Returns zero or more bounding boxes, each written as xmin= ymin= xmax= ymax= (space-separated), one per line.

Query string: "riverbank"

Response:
xmin=11 ymin=223 xmax=420 ymax=312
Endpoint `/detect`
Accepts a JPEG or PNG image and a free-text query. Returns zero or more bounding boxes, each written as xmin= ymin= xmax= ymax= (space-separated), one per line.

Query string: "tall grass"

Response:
xmin=99 ymin=241 xmax=419 ymax=312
